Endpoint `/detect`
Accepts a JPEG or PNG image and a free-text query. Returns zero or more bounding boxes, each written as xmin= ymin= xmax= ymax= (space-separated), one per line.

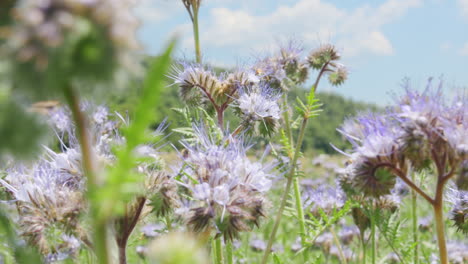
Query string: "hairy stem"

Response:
xmin=282 ymin=94 xmax=294 ymax=147
xmin=115 ymin=197 xmax=146 ymax=264
xmin=214 ymin=237 xmax=223 ymax=264
xmin=434 ymin=181 xmax=448 ymax=264
xmin=330 ymin=227 xmax=348 ymax=264
xmin=226 ymin=239 xmax=233 ymax=264
xmin=410 ymin=168 xmax=419 ymax=264
xmin=63 ymin=85 xmax=109 ymax=264
xmin=371 ymin=212 xmax=376 ymax=264
xmin=293 ymin=176 xmax=308 ymax=253
xmin=192 ymin=7 xmax=202 ymax=63
xmin=360 ymin=234 xmax=367 ymax=264
xmin=261 ymin=118 xmax=309 ymax=264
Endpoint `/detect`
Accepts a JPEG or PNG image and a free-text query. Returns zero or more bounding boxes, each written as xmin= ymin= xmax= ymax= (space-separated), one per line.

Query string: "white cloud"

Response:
xmin=195 ymin=0 xmax=422 ymax=58
xmin=460 ymin=42 xmax=468 ymax=55
xmin=134 ymin=0 xmax=182 ymax=22
xmin=459 ymin=0 xmax=468 ymax=17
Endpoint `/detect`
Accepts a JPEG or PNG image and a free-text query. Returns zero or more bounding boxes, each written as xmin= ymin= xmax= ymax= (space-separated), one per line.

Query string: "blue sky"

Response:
xmin=135 ymin=0 xmax=468 ymax=105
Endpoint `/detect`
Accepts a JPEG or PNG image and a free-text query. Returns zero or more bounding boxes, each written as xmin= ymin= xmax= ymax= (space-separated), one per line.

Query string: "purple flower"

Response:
xmin=177 ymin=124 xmax=274 ymax=240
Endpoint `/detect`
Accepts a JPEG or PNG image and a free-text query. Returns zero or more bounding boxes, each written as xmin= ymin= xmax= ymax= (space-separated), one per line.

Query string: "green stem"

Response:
xmin=214 ymin=237 xmax=223 ymax=264
xmin=293 ymin=176 xmax=308 ymax=257
xmin=284 ymin=93 xmax=308 ymax=259
xmin=63 ymin=85 xmax=109 ymax=264
xmin=330 ymin=228 xmax=348 ymax=264
xmin=226 ymin=240 xmax=233 ymax=264
xmin=282 ymin=94 xmax=294 ymax=147
xmin=211 ymin=239 xmax=217 ymax=264
xmin=261 ymin=118 xmax=309 ymax=264
xmin=410 ymin=169 xmax=418 ymax=264
xmin=192 ymin=8 xmax=202 ymax=64
xmin=371 ymin=211 xmax=376 ymax=264
xmin=166 ymin=215 xmax=172 ymax=231
xmin=361 ymin=234 xmax=367 ymax=264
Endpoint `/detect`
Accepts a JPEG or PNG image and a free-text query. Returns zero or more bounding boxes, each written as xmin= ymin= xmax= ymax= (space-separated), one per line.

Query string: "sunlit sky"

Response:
xmin=135 ymin=0 xmax=468 ymax=105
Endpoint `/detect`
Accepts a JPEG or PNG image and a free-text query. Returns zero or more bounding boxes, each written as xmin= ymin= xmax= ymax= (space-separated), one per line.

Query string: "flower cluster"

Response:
xmin=175 ymin=126 xmax=273 ymax=240
xmin=302 ymin=182 xmax=346 ymax=216
xmin=339 ymin=84 xmax=466 ymax=194
xmin=170 ymin=42 xmax=348 ymax=137
xmin=337 ymin=81 xmax=467 ymax=234
xmin=253 ymin=41 xmax=309 ymax=90
xmin=235 ymin=85 xmax=282 ymax=136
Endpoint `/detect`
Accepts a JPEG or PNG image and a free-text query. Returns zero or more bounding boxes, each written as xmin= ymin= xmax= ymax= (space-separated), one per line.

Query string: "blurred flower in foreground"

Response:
xmin=1 ymin=0 xmax=140 ymax=96
xmin=147 ymin=232 xmax=209 ymax=264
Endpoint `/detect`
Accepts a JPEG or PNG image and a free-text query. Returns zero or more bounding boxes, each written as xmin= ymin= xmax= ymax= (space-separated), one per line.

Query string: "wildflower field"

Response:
xmin=0 ymin=1 xmax=466 ymax=264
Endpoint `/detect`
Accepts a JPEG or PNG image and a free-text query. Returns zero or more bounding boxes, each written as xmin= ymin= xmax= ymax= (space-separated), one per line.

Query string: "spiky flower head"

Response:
xmin=176 ymin=125 xmax=273 ymax=240
xmin=234 ymin=84 xmax=281 ymax=137
xmin=446 ymin=186 xmax=468 ymax=234
xmin=338 ymin=113 xmax=402 ymax=197
xmin=253 ymin=40 xmax=309 ymax=90
xmin=328 ymin=64 xmax=348 ymax=86
xmin=457 ymin=160 xmax=468 ymax=190
xmin=307 ymin=44 xmax=340 ymax=70
xmin=0 ymin=161 xmax=86 ymax=255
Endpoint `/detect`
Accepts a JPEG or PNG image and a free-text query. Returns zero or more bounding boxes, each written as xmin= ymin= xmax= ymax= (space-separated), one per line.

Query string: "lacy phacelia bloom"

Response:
xmin=0 ymin=161 xmax=86 ymax=255
xmin=235 ymin=85 xmax=281 ymax=136
xmin=338 ymin=113 xmax=403 ymax=197
xmin=302 ymin=183 xmax=346 ymax=216
xmin=3 ymin=0 xmax=139 ymax=73
xmin=337 ymin=83 xmax=468 ymax=198
xmin=176 ymin=127 xmax=273 ymax=240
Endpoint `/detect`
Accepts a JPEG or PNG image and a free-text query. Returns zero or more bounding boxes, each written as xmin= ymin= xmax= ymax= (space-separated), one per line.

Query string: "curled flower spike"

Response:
xmin=171 ymin=63 xmax=222 ymax=105
xmin=176 ymin=125 xmax=273 ymax=240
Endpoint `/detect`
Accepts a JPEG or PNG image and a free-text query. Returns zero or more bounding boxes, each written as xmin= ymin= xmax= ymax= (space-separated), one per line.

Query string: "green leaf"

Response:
xmin=97 ymin=39 xmax=176 ymax=218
